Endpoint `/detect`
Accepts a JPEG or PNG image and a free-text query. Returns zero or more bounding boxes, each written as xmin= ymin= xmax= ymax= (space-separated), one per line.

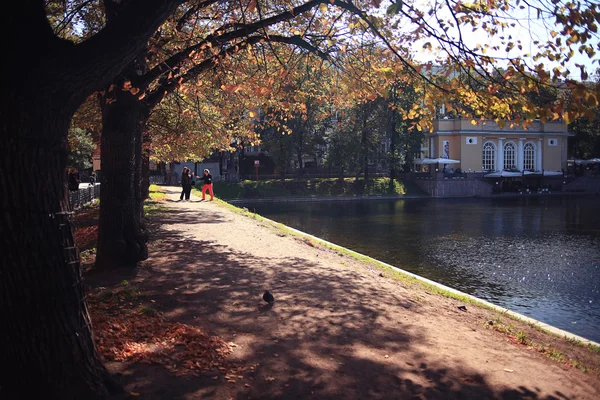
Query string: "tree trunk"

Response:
xmin=96 ymin=89 xmax=148 ymax=269
xmin=361 ymin=112 xmax=369 ymax=182
xmin=219 ymin=151 xmax=224 ymax=176
xmin=389 ymin=86 xmax=398 ymax=192
xmin=0 ymin=93 xmax=120 ymax=399
xmin=141 ymin=132 xmax=151 ymax=204
xmin=239 ymin=146 xmax=246 ymax=178
xmin=296 ymin=130 xmax=304 ymax=177
xmin=229 ymin=151 xmax=236 ymax=181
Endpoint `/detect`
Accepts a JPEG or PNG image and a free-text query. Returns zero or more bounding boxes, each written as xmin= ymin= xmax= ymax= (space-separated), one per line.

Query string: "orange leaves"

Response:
xmin=89 ymin=295 xmax=234 ymax=376
xmin=221 ymin=84 xmax=242 ymax=93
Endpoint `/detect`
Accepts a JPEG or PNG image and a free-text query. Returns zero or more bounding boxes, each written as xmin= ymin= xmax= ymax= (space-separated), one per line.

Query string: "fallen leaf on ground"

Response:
xmin=88 ymin=290 xmax=239 ymax=377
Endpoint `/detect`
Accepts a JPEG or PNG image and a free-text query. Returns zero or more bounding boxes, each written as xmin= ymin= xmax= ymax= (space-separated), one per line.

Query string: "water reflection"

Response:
xmin=241 ymin=196 xmax=600 ymax=342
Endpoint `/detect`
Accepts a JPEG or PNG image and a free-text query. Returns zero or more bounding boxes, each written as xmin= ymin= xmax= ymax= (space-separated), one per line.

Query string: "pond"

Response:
xmin=240 ymin=196 xmax=600 ymax=343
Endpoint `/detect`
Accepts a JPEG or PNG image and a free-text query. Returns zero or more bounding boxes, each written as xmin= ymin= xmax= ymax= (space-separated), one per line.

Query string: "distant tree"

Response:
xmin=568 ymin=70 xmax=600 ymax=159
xmin=67 ymin=127 xmax=97 ymax=171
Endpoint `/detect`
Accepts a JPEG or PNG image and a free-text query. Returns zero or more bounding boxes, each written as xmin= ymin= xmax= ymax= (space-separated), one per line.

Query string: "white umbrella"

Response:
xmin=574 ymin=158 xmax=600 ymax=165
xmin=484 ymin=171 xmax=523 ymax=178
xmin=420 ymin=157 xmax=461 ymax=164
xmin=523 ymin=171 xmax=563 ymax=176
xmin=543 ymin=170 xmax=563 ymax=176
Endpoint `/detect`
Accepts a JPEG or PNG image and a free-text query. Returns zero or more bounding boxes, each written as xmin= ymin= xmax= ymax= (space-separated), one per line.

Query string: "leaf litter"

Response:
xmin=88 ymin=288 xmax=246 ymax=377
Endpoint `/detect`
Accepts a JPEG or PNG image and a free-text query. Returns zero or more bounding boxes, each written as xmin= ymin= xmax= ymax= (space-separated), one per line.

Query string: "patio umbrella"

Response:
xmin=523 ymin=171 xmax=563 ymax=176
xmin=484 ymin=171 xmax=523 ymax=178
xmin=543 ymin=171 xmax=563 ymax=176
xmin=575 ymin=158 xmax=600 ymax=165
xmin=420 ymin=157 xmax=461 ymax=164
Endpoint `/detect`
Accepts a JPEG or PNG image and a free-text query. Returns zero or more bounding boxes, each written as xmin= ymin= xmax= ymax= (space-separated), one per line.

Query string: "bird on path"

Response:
xmin=263 ymin=290 xmax=275 ymax=304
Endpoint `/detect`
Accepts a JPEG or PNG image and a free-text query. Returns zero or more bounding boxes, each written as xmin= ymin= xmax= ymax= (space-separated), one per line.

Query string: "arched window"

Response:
xmin=482 ymin=141 xmax=496 ymax=171
xmin=523 ymin=142 xmax=536 ymax=171
xmin=504 ymin=142 xmax=516 ymax=170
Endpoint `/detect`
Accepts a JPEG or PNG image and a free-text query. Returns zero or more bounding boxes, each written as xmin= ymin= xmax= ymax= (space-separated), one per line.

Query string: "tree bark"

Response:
xmin=0 ymin=0 xmax=183 ymax=394
xmin=96 ymin=88 xmax=148 ymax=269
xmin=0 ymin=90 xmax=121 ymax=399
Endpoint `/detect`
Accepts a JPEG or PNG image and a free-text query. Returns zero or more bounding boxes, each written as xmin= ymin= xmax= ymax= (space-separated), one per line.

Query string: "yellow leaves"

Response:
xmin=248 ymin=111 xmax=255 ymax=118
xmin=319 ymin=3 xmax=328 ymax=13
xmin=585 ymin=93 xmax=598 ymax=108
xmin=220 ymin=84 xmax=242 ymax=93
xmin=563 ymin=111 xmax=578 ymax=125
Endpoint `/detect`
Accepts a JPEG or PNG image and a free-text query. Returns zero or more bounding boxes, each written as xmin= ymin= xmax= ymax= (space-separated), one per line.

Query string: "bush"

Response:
xmin=215 ymin=177 xmax=412 ymax=200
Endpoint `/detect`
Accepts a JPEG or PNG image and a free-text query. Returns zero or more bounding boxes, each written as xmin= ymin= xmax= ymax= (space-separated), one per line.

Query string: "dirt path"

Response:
xmin=88 ymin=187 xmax=600 ymax=399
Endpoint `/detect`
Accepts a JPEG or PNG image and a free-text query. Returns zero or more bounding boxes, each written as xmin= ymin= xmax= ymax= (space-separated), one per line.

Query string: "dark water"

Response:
xmin=240 ymin=196 xmax=600 ymax=342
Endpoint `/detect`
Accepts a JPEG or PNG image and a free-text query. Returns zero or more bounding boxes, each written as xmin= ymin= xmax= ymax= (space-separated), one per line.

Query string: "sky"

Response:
xmin=393 ymin=0 xmax=599 ymax=79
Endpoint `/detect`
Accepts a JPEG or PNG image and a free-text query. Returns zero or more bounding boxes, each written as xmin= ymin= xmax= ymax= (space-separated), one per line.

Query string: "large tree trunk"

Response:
xmin=0 ymin=93 xmax=120 ymax=399
xmin=96 ymin=88 xmax=148 ymax=269
xmin=1 ymin=1 xmax=181 ymax=396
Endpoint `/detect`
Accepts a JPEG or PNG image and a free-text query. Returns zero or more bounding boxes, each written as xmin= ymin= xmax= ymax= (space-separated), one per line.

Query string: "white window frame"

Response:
xmin=523 ymin=142 xmax=536 ymax=171
xmin=504 ymin=141 xmax=516 ymax=170
xmin=482 ymin=141 xmax=496 ymax=171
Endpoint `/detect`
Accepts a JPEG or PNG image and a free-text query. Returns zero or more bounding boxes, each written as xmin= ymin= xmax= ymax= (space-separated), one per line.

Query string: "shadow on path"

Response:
xmin=84 ymin=192 xmax=585 ymax=400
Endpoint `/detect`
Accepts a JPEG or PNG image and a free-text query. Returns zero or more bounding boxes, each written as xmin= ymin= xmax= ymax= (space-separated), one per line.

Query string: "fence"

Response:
xmin=239 ymin=168 xmax=393 ymax=181
xmin=149 ymin=175 xmax=166 ymax=184
xmin=69 ymin=184 xmax=100 ymax=209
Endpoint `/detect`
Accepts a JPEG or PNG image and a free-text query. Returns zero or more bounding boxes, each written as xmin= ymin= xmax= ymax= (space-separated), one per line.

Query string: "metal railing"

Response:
xmin=149 ymin=175 xmax=166 ymax=184
xmin=69 ymin=184 xmax=100 ymax=209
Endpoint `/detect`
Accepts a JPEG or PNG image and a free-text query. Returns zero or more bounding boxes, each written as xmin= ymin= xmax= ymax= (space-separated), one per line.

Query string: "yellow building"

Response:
xmin=425 ymin=119 xmax=569 ymax=173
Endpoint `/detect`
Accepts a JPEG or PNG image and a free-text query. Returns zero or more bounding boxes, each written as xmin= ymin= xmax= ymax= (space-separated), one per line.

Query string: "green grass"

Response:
xmin=571 ymin=360 xmax=589 ymax=373
xmin=149 ymin=184 xmax=167 ymax=201
xmin=547 ymin=348 xmax=568 ymax=363
xmin=517 ymin=330 xmax=530 ymax=345
xmin=138 ymin=304 xmax=158 ymax=316
xmin=82 ymin=198 xmax=100 ymax=208
xmin=144 ymin=200 xmax=166 ymax=215
xmin=588 ymin=343 xmax=600 ymax=353
xmin=144 ymin=184 xmax=168 ymax=215
xmin=211 ymin=177 xmax=422 ymax=200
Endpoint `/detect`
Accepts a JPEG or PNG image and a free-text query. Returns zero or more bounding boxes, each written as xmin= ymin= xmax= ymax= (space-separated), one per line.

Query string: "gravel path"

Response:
xmin=99 ymin=186 xmax=600 ymax=399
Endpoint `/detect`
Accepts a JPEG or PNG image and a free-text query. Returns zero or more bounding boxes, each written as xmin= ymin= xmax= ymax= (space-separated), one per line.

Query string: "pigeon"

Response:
xmin=263 ymin=290 xmax=275 ymax=304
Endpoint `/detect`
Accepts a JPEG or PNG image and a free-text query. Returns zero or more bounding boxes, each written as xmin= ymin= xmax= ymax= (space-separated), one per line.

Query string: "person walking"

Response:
xmin=68 ymin=168 xmax=80 ymax=191
xmin=199 ymin=168 xmax=214 ymax=201
xmin=180 ymin=167 xmax=192 ymax=201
